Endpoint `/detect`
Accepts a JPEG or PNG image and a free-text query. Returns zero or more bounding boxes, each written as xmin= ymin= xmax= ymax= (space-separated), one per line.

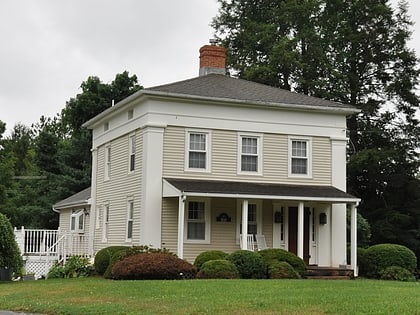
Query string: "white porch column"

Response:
xmin=241 ymin=200 xmax=248 ymax=250
xmin=350 ymin=203 xmax=358 ymax=277
xmin=177 ymin=195 xmax=185 ymax=259
xmin=297 ymin=201 xmax=304 ymax=259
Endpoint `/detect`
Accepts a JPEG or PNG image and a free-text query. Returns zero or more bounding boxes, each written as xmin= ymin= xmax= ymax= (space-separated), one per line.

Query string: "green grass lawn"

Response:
xmin=0 ymin=277 xmax=419 ymax=315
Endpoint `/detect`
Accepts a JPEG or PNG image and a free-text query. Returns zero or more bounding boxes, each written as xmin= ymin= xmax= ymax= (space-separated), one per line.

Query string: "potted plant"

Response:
xmin=0 ymin=213 xmax=23 ymax=281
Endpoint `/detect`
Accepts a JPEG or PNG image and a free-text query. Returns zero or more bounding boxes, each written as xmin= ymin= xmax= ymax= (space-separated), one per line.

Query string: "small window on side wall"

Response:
xmin=70 ymin=210 xmax=85 ymax=234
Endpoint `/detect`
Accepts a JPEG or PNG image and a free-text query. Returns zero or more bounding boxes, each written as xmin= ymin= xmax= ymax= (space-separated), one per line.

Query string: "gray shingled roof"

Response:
xmin=147 ymin=74 xmax=356 ymax=112
xmin=53 ymin=187 xmax=91 ymax=209
xmin=165 ymin=178 xmax=359 ymax=202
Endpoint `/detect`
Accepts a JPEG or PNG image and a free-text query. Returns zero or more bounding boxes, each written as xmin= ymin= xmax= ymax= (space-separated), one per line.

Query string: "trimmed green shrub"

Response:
xmin=268 ymin=261 xmax=300 ymax=279
xmin=103 ymin=245 xmax=175 ymax=279
xmin=259 ymin=249 xmax=306 ymax=276
xmin=94 ymin=246 xmax=128 ymax=275
xmin=0 ymin=213 xmax=23 ymax=275
xmin=363 ymin=244 xmax=417 ymax=279
xmin=194 ymin=250 xmax=228 ymax=270
xmin=196 ymin=259 xmax=239 ymax=279
xmin=47 ymin=256 xmax=93 ymax=279
xmin=228 ymin=250 xmax=267 ymax=279
xmin=357 ymin=247 xmax=368 ymax=277
xmin=380 ymin=266 xmax=416 ymax=282
xmin=112 ymin=253 xmax=197 ymax=280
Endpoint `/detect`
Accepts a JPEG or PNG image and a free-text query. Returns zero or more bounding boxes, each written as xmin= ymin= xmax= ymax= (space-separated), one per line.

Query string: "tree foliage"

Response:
xmin=0 ymin=71 xmax=142 ymax=229
xmin=213 ymin=0 xmax=420 ymax=261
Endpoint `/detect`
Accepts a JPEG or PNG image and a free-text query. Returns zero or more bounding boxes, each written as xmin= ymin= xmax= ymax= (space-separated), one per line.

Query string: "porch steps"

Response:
xmin=304 ymin=266 xmax=354 ymax=280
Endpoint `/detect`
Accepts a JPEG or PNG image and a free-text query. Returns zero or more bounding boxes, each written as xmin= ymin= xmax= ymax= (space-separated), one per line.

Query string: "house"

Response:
xmin=55 ymin=44 xmax=360 ymax=275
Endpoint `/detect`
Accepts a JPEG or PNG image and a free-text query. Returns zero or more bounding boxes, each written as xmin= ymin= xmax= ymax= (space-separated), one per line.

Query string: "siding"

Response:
xmin=163 ymin=126 xmax=332 ymax=185
xmin=93 ymin=130 xmax=142 ymax=253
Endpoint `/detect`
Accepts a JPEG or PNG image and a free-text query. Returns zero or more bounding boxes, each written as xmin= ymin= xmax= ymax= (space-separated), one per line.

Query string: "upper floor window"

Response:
xmin=185 ymin=130 xmax=211 ymax=172
xmin=102 ymin=203 xmax=110 ymax=242
xmin=104 ymin=121 xmax=109 ymax=131
xmin=185 ymin=199 xmax=210 ymax=243
xmin=128 ymin=109 xmax=134 ymax=120
xmin=105 ymin=144 xmax=111 ymax=180
xmin=70 ymin=209 xmax=85 ymax=234
xmin=289 ymin=137 xmax=312 ymax=177
xmin=238 ymin=134 xmax=262 ymax=175
xmin=128 ymin=134 xmax=136 ymax=172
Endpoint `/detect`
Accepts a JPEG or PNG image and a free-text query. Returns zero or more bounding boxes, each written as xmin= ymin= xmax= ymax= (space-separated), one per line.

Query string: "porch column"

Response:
xmin=350 ymin=203 xmax=358 ymax=277
xmin=177 ymin=195 xmax=185 ymax=259
xmin=297 ymin=201 xmax=304 ymax=259
xmin=88 ymin=147 xmax=97 ymax=257
xmin=241 ymin=199 xmax=249 ymax=250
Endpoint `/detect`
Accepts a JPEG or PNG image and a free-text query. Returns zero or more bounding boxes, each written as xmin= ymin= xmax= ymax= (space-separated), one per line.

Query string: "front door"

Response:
xmin=288 ymin=207 xmax=310 ymax=264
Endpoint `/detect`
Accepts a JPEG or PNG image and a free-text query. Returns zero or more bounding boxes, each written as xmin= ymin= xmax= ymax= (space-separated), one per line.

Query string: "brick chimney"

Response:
xmin=199 ymin=44 xmax=226 ymax=76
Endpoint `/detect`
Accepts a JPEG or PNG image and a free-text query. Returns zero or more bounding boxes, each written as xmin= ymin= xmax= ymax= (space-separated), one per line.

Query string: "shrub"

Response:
xmin=267 ymin=261 xmax=300 ymax=279
xmin=112 ymin=253 xmax=196 ymax=280
xmin=94 ymin=246 xmax=128 ymax=275
xmin=363 ymin=244 xmax=417 ymax=279
xmin=380 ymin=266 xmax=416 ymax=282
xmin=196 ymin=259 xmax=239 ymax=279
xmin=103 ymin=245 xmax=175 ymax=279
xmin=47 ymin=256 xmax=93 ymax=279
xmin=357 ymin=247 xmax=368 ymax=277
xmin=0 ymin=213 xmax=23 ymax=274
xmin=259 ymin=249 xmax=306 ymax=276
xmin=194 ymin=251 xmax=228 ymax=270
xmin=227 ymin=250 xmax=267 ymax=279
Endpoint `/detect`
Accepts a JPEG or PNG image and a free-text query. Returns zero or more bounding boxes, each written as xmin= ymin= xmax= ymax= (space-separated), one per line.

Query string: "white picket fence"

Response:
xmin=14 ymin=227 xmax=91 ymax=279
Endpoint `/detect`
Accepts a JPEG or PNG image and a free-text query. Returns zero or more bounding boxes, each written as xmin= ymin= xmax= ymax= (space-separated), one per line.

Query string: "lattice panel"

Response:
xmin=24 ymin=259 xmax=56 ymax=279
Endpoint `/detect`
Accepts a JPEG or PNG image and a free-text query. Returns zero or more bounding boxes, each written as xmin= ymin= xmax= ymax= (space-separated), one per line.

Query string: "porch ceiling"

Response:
xmin=163 ymin=178 xmax=360 ymax=204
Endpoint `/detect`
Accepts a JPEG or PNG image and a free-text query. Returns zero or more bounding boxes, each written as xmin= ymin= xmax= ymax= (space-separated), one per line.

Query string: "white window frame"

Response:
xmin=184 ymin=198 xmax=211 ymax=244
xmin=126 ymin=197 xmax=134 ymax=242
xmin=70 ymin=209 xmax=85 ymax=234
xmin=237 ymin=133 xmax=263 ymax=175
xmin=185 ymin=129 xmax=211 ymax=172
xmin=128 ymin=133 xmax=136 ymax=173
xmin=104 ymin=144 xmax=111 ymax=181
xmin=236 ymin=200 xmax=263 ymax=242
xmin=102 ymin=202 xmax=110 ymax=242
xmin=288 ymin=136 xmax=312 ymax=178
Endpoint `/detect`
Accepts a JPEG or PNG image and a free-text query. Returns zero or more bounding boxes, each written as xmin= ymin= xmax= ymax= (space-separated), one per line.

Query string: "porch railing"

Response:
xmin=14 ymin=227 xmax=90 ymax=261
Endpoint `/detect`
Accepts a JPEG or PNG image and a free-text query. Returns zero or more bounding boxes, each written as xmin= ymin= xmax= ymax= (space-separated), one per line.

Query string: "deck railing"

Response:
xmin=14 ymin=227 xmax=90 ymax=261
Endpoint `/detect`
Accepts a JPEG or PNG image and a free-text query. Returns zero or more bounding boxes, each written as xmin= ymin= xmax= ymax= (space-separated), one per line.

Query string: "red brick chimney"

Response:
xmin=199 ymin=44 xmax=226 ymax=76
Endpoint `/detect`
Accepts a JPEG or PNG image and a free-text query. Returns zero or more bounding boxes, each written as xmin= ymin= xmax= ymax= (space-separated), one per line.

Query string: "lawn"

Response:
xmin=0 ymin=278 xmax=419 ymax=315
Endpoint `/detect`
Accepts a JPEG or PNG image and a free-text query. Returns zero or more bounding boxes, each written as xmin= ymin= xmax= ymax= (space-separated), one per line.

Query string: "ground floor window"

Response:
xmin=185 ymin=198 xmax=210 ymax=243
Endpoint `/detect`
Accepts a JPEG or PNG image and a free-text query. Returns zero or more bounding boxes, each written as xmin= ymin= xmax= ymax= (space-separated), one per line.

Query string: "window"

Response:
xmin=105 ymin=144 xmax=111 ymax=180
xmin=102 ymin=203 xmax=109 ymax=242
xmin=289 ymin=137 xmax=312 ymax=177
xmin=104 ymin=121 xmax=109 ymax=131
xmin=70 ymin=210 xmax=84 ymax=234
xmin=185 ymin=130 xmax=210 ymax=171
xmin=185 ymin=199 xmax=210 ymax=243
xmin=238 ymin=134 xmax=262 ymax=174
xmin=126 ymin=199 xmax=134 ymax=241
xmin=128 ymin=134 xmax=136 ymax=172
xmin=128 ymin=109 xmax=134 ymax=120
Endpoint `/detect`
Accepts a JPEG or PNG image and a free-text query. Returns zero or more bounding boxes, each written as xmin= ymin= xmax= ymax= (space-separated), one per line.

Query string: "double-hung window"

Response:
xmin=70 ymin=210 xmax=84 ymax=234
xmin=128 ymin=134 xmax=136 ymax=172
xmin=237 ymin=200 xmax=262 ymax=241
xmin=102 ymin=203 xmax=110 ymax=242
xmin=186 ymin=130 xmax=210 ymax=171
xmin=126 ymin=199 xmax=134 ymax=241
xmin=289 ymin=137 xmax=312 ymax=177
xmin=185 ymin=199 xmax=210 ymax=243
xmin=238 ymin=134 xmax=262 ymax=174
xmin=104 ymin=144 xmax=111 ymax=180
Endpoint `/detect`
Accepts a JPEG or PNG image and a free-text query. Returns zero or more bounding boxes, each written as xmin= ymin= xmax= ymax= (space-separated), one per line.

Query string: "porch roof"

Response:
xmin=163 ymin=178 xmax=360 ymax=204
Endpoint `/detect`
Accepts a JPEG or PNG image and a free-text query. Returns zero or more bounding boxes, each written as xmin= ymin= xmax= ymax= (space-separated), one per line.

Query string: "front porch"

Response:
xmin=14 ymin=227 xmax=91 ymax=278
xmin=163 ymin=178 xmax=360 ymax=276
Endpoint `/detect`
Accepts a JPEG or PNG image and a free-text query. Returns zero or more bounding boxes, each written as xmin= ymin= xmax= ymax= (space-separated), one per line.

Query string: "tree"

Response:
xmin=0 ymin=213 xmax=23 ymax=275
xmin=213 ymin=0 xmax=420 ymax=261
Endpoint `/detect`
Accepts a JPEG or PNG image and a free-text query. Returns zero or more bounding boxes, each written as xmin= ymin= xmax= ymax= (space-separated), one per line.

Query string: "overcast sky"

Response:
xmin=1 ymin=0 xmax=419 ymax=135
